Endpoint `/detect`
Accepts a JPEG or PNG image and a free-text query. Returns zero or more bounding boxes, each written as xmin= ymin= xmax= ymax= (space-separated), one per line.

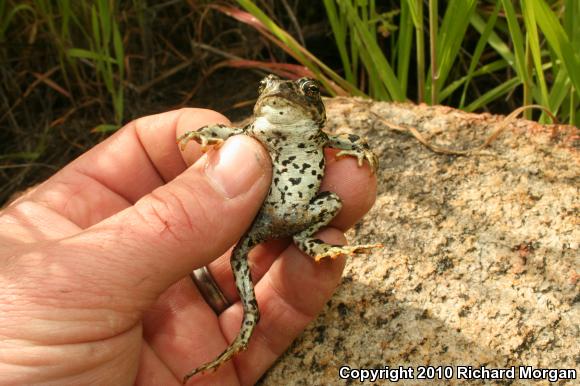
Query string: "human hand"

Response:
xmin=0 ymin=108 xmax=377 ymax=385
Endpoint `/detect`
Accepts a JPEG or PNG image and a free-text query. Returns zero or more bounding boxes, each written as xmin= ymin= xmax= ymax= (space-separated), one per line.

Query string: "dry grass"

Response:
xmin=0 ymin=0 xmax=299 ymax=204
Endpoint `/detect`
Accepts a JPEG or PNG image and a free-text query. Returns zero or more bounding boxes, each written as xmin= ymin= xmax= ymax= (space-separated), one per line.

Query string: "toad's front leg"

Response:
xmin=177 ymin=124 xmax=244 ymax=152
xmin=327 ymin=133 xmax=379 ymax=173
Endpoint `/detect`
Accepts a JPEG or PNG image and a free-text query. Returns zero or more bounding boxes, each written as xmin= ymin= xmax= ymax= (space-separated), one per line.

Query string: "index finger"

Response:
xmin=25 ymin=109 xmax=229 ymax=228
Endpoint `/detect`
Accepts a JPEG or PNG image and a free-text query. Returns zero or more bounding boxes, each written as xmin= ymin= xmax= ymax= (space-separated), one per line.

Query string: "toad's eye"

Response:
xmin=301 ymin=80 xmax=320 ymax=97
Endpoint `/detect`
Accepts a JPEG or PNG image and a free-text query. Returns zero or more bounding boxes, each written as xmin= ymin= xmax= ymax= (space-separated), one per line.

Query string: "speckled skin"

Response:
xmin=178 ymin=75 xmax=380 ymax=383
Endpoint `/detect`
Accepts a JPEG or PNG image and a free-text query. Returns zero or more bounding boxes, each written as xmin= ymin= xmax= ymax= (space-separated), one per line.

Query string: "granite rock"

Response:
xmin=259 ymin=98 xmax=579 ymax=386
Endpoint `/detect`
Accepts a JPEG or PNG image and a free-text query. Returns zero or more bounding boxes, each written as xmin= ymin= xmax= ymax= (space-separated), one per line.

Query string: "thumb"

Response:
xmin=65 ymin=135 xmax=271 ymax=305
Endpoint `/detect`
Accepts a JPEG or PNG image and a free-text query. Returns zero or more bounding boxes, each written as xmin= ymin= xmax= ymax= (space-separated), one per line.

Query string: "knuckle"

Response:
xmin=136 ymin=183 xmax=212 ymax=244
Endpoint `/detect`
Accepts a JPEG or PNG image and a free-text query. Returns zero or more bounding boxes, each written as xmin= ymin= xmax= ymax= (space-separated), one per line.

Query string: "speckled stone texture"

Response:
xmin=258 ymin=98 xmax=579 ymax=386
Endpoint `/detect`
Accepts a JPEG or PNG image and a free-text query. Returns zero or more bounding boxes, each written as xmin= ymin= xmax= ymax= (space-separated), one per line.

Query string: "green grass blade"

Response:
xmin=358 ymin=40 xmax=390 ymax=100
xmin=323 ymin=0 xmax=354 ymax=84
xmin=564 ymin=0 xmax=579 ymax=53
xmin=500 ymin=0 xmax=526 ymax=79
xmin=349 ymin=6 xmax=360 ymax=85
xmin=469 ymin=12 xmax=515 ymax=68
xmin=460 ymin=1 xmax=500 ymax=108
xmin=405 ymin=0 xmax=425 ymax=101
xmin=341 ymin=2 xmax=404 ymax=100
xmin=91 ymin=5 xmax=101 ymax=49
xmin=531 ymin=0 xmax=580 ymax=100
xmin=464 ymin=77 xmax=521 ymax=112
xmin=235 ymin=0 xmax=363 ymax=97
xmin=67 ymin=47 xmax=117 ymax=63
xmin=441 ymin=59 xmax=509 ymax=101
xmin=97 ymin=0 xmax=111 ymax=47
xmin=112 ymin=21 xmax=124 ymax=123
xmin=522 ymin=2 xmax=550 ymax=112
xmin=397 ymin=1 xmax=413 ymax=96
xmin=548 ymin=65 xmax=570 ymax=114
xmin=570 ymin=88 xmax=577 ymax=126
xmin=93 ymin=124 xmax=121 ymax=133
xmin=427 ymin=0 xmax=477 ymax=103
xmin=405 ymin=0 xmax=421 ymax=27
xmin=428 ymin=0 xmax=438 ymax=103
xmin=59 ymin=0 xmax=70 ymax=40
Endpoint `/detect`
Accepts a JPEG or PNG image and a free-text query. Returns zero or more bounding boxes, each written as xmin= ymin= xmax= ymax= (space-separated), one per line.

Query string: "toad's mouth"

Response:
xmin=257 ymin=93 xmax=304 ymax=107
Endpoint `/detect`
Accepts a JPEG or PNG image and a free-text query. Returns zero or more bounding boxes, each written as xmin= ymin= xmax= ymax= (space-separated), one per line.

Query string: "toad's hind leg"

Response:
xmin=182 ymin=235 xmax=259 ymax=384
xmin=293 ymin=192 xmax=382 ymax=262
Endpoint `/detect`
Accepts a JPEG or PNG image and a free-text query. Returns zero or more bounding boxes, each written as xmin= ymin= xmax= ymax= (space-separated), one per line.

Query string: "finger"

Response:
xmin=136 ymin=343 xmax=181 ymax=386
xmin=57 ymin=135 xmax=272 ymax=311
xmin=322 ymin=147 xmax=378 ymax=230
xmin=142 ymin=278 xmax=239 ymax=386
xmin=23 ymin=108 xmax=229 ymax=228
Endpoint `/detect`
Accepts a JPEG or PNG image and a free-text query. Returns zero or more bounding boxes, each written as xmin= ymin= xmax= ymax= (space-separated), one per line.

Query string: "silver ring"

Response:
xmin=190 ymin=266 xmax=230 ymax=314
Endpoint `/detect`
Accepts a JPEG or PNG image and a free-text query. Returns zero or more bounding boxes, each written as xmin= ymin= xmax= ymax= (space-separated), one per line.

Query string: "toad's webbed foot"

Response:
xmin=292 ymin=191 xmax=382 ymax=261
xmin=182 ymin=334 xmax=250 ymax=384
xmin=336 ymin=148 xmax=378 ymax=173
xmin=306 ymin=242 xmax=383 ymax=262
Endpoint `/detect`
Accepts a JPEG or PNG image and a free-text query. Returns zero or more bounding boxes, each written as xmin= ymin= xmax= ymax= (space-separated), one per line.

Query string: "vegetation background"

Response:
xmin=1 ymin=0 xmax=578 ymax=205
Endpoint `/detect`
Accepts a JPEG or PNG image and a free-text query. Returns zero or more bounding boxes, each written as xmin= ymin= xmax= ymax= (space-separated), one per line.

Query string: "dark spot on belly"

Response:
xmin=316 ymin=191 xmax=333 ymax=199
xmin=289 ymin=177 xmax=302 ymax=185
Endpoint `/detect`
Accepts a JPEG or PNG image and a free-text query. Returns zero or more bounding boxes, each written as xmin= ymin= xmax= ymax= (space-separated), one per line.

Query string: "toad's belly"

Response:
xmin=267 ymin=151 xmax=324 ymax=204
xmin=257 ymin=148 xmax=325 ymax=234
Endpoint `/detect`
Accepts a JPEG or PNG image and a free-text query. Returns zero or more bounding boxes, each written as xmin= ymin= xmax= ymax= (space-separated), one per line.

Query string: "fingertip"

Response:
xmin=204 ymin=135 xmax=272 ymax=199
xmin=322 ymin=148 xmax=378 ymax=230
